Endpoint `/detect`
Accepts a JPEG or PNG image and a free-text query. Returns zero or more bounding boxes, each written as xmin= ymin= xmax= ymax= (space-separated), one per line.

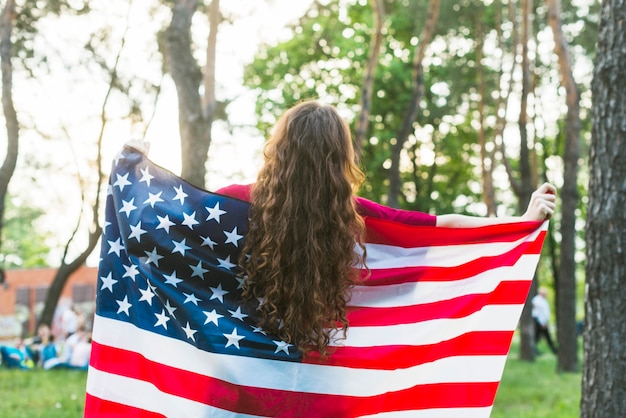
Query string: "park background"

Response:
xmin=0 ymin=0 xmax=624 ymax=417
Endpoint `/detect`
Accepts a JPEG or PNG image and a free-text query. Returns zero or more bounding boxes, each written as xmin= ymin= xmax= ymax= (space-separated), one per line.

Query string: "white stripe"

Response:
xmin=364 ymin=227 xmax=541 ymax=269
xmin=349 ymin=254 xmax=539 ymax=308
xmin=92 ymin=315 xmax=508 ymax=397
xmin=86 ymin=367 xmax=264 ymax=418
xmin=339 ymin=305 xmax=523 ymax=347
xmin=360 ymin=407 xmax=493 ymax=418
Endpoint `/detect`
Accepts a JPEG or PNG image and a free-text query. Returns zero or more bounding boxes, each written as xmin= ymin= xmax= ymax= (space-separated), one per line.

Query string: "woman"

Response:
xmin=217 ymin=100 xmax=556 ymax=356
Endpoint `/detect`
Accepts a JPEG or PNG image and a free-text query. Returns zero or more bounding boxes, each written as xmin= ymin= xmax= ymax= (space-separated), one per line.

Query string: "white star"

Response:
xmin=273 ymin=340 xmax=292 ymax=355
xmin=103 ymin=220 xmax=111 ymax=230
xmin=138 ymin=285 xmax=155 ymax=305
xmin=200 ymin=235 xmax=217 ymax=250
xmin=172 ymin=238 xmax=191 ymax=256
xmin=181 ymin=211 xmax=199 ymax=229
xmin=224 ymin=227 xmax=243 ymax=247
xmin=164 ymin=299 xmax=177 ymax=318
xmin=107 ymin=238 xmax=124 ymax=257
xmin=113 ymin=150 xmax=125 ymax=165
xmin=203 ymin=309 xmax=223 ymax=326
xmin=223 ymin=328 xmax=245 ymax=349
xmin=182 ymin=322 xmax=197 ymax=342
xmin=217 ymin=255 xmax=237 ymax=270
xmin=205 ymin=202 xmax=226 ymax=223
xmin=189 ymin=261 xmax=209 ymax=279
xmin=228 ymin=307 xmax=248 ymax=321
xmin=106 ymin=184 xmax=113 ymax=196
xmin=144 ymin=247 xmax=164 ymax=267
xmin=116 ymin=296 xmax=132 ymax=315
xmin=114 ymin=172 xmax=132 ymax=191
xmin=234 ymin=275 xmax=246 ymax=289
xmin=156 ymin=214 xmax=175 ymax=233
xmin=183 ymin=292 xmax=202 ymax=305
xmin=100 ymin=272 xmax=117 ymax=292
xmin=163 ymin=271 xmax=183 ymax=287
xmin=139 ymin=166 xmax=154 ymax=186
xmin=122 ymin=264 xmax=140 ymax=281
xmin=173 ymin=185 xmax=188 ymax=204
xmin=154 ymin=309 xmax=170 ymax=329
xmin=252 ymin=326 xmax=267 ymax=335
xmin=209 ymin=283 xmax=229 ymax=303
xmin=144 ymin=191 xmax=164 ymax=208
xmin=119 ymin=198 xmax=137 ymax=217
xmin=128 ymin=221 xmax=147 ymax=242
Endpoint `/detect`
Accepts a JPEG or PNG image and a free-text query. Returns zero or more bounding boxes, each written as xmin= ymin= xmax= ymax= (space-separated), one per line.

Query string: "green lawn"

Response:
xmin=0 ymin=350 xmax=581 ymax=417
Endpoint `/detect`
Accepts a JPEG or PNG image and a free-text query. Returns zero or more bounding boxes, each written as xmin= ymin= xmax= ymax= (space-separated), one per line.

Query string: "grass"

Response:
xmin=0 ymin=346 xmax=581 ymax=417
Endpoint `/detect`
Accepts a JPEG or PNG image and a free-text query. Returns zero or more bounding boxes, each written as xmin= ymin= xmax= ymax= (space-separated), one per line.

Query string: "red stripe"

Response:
xmin=89 ymin=341 xmax=500 ymax=416
xmin=361 ymin=233 xmax=545 ymax=285
xmin=348 ymin=280 xmax=531 ymax=326
xmin=84 ymin=393 xmax=166 ymax=418
xmin=306 ymin=330 xmax=514 ymax=370
xmin=365 ymin=218 xmax=544 ymax=247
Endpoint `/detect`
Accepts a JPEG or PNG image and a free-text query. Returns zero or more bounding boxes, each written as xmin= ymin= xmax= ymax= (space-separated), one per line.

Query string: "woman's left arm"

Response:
xmin=436 ymin=183 xmax=557 ymax=228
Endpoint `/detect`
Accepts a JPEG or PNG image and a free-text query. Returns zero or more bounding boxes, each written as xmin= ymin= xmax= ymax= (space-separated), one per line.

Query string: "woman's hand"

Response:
xmin=521 ymin=182 xmax=557 ymax=222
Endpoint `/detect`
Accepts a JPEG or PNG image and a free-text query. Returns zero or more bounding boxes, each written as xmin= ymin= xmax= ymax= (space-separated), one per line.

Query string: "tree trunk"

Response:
xmin=355 ymin=0 xmax=384 ymax=155
xmin=581 ymin=0 xmax=626 ymax=415
xmin=0 ymin=0 xmax=19 ymax=255
xmin=165 ymin=0 xmax=220 ymax=188
xmin=388 ymin=0 xmax=440 ymax=208
xmin=546 ymin=0 xmax=580 ymax=373
xmin=517 ymin=0 xmax=537 ymax=362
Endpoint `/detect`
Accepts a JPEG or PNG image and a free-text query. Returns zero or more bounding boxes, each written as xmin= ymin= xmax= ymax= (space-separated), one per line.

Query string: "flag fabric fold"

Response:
xmin=85 ymin=146 xmax=547 ymax=418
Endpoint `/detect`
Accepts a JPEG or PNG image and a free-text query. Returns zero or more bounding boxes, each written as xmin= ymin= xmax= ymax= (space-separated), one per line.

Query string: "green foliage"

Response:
xmin=0 ymin=196 xmax=50 ymax=269
xmin=0 ymin=368 xmax=87 ymax=417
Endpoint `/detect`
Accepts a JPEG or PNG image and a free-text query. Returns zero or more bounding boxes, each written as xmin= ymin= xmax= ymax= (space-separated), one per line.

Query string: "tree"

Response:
xmin=0 ymin=0 xmax=19 ymax=264
xmin=163 ymin=0 xmax=221 ymax=188
xmin=546 ymin=0 xmax=580 ymax=373
xmin=581 ymin=0 xmax=626 ymax=415
xmin=0 ymin=196 xmax=50 ymax=268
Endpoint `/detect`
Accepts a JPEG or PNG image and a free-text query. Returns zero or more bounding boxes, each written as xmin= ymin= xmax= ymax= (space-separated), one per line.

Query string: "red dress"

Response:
xmin=215 ymin=184 xmax=436 ymax=227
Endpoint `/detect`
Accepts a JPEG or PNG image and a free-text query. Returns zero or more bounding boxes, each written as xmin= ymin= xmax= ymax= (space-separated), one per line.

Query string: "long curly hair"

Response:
xmin=240 ymin=100 xmax=367 ymax=356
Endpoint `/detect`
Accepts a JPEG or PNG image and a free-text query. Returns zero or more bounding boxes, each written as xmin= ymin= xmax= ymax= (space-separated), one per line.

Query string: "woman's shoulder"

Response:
xmin=215 ymin=183 xmax=253 ymax=202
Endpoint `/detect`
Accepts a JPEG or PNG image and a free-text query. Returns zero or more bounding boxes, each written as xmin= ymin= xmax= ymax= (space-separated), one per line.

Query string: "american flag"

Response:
xmin=85 ymin=146 xmax=547 ymax=417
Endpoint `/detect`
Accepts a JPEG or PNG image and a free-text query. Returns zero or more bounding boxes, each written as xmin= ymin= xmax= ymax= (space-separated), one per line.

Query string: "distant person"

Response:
xmin=0 ymin=338 xmax=33 ymax=369
xmin=25 ymin=324 xmax=57 ymax=367
xmin=532 ymin=286 xmax=558 ymax=355
xmin=61 ymin=305 xmax=79 ymax=339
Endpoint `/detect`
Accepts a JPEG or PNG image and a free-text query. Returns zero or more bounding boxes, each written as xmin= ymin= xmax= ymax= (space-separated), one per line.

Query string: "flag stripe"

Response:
xmin=89 ymin=341 xmax=501 ymax=417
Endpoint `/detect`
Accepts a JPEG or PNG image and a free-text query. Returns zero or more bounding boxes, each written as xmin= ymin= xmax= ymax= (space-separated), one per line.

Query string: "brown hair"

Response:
xmin=240 ymin=100 xmax=367 ymax=356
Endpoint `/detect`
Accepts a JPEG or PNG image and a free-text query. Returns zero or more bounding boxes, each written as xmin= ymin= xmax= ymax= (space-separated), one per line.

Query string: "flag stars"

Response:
xmin=163 ymin=271 xmax=183 ymax=287
xmin=217 ymin=255 xmax=237 ymax=271
xmin=203 ymin=309 xmax=223 ymax=326
xmin=200 ymin=235 xmax=217 ymax=250
xmin=228 ymin=307 xmax=248 ymax=321
xmin=182 ymin=322 xmax=197 ymax=342
xmin=223 ymin=328 xmax=245 ymax=349
xmin=128 ymin=221 xmax=147 ymax=242
xmin=116 ymin=296 xmax=132 ymax=316
xmin=119 ymin=198 xmax=137 ymax=217
xmin=156 ymin=214 xmax=175 ymax=234
xmin=100 ymin=272 xmax=118 ymax=292
xmin=107 ymin=238 xmax=124 ymax=257
xmin=205 ymin=202 xmax=226 ymax=223
xmin=139 ymin=285 xmax=156 ymax=305
xmin=114 ymin=172 xmax=132 ymax=191
xmin=209 ymin=284 xmax=229 ymax=303
xmin=144 ymin=191 xmax=164 ymax=208
xmin=144 ymin=247 xmax=164 ymax=267
xmin=182 ymin=211 xmax=199 ymax=229
xmin=164 ymin=300 xmax=177 ymax=318
xmin=154 ymin=309 xmax=170 ymax=330
xmin=122 ymin=264 xmax=140 ymax=281
xmin=273 ymin=340 xmax=292 ymax=355
xmin=173 ymin=185 xmax=188 ymax=205
xmin=183 ymin=292 xmax=202 ymax=306
xmin=224 ymin=227 xmax=243 ymax=247
xmin=189 ymin=261 xmax=209 ymax=279
xmin=172 ymin=238 xmax=191 ymax=256
xmin=139 ymin=166 xmax=154 ymax=186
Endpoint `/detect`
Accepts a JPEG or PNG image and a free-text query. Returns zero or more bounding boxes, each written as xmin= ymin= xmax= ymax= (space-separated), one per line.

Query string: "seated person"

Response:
xmin=0 ymin=339 xmax=33 ymax=369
